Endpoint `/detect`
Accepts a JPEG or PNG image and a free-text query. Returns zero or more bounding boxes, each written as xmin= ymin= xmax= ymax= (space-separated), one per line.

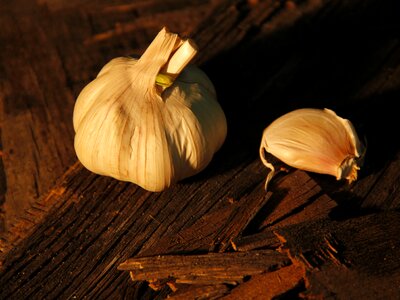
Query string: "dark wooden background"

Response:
xmin=1 ymin=0 xmax=400 ymax=299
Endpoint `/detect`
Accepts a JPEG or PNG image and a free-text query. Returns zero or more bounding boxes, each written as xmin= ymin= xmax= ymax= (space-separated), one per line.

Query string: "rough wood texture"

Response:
xmin=119 ymin=250 xmax=290 ymax=285
xmin=0 ymin=0 xmax=215 ymax=241
xmin=221 ymin=264 xmax=306 ymax=299
xmin=138 ymin=181 xmax=272 ymax=257
xmin=168 ymin=284 xmax=229 ymax=300
xmin=277 ymin=212 xmax=400 ymax=299
xmin=232 ymin=230 xmax=281 ymax=252
xmin=1 ymin=0 xmax=400 ymax=298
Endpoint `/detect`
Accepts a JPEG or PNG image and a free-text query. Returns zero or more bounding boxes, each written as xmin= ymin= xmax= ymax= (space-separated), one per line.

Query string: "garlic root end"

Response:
xmin=339 ymin=156 xmax=360 ymax=184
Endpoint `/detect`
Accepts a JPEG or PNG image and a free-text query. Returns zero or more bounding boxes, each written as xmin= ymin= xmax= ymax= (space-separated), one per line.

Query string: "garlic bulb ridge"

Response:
xmin=73 ymin=28 xmax=227 ymax=192
xmin=259 ymin=108 xmax=365 ymax=190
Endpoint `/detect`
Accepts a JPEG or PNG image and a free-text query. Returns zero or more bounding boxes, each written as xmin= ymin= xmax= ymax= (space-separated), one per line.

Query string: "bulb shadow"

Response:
xmin=195 ymin=0 xmax=400 ymax=181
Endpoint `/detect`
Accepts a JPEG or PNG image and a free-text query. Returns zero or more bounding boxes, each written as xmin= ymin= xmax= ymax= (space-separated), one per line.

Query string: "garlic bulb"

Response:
xmin=259 ymin=108 xmax=365 ymax=189
xmin=73 ymin=28 xmax=227 ymax=192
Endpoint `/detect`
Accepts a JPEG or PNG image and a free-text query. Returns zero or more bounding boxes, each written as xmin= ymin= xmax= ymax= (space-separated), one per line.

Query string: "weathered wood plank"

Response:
xmin=232 ymin=230 xmax=281 ymax=252
xmin=118 ymin=250 xmax=290 ymax=284
xmin=0 ymin=160 xmax=327 ymax=298
xmin=138 ymin=177 xmax=272 ymax=256
xmin=1 ymin=0 xmax=400 ymax=299
xmin=261 ymin=171 xmax=337 ymax=229
xmin=276 ymin=212 xmax=400 ymax=299
xmin=0 ymin=2 xmax=76 ymax=231
xmin=136 ymin=159 xmax=272 ymax=257
xmin=0 ymin=162 xmax=83 ymax=259
xmin=229 ymin=171 xmax=336 ymax=253
xmin=168 ymin=284 xmax=229 ymax=300
xmin=0 ymin=159 xmax=270 ymax=298
xmin=2 ymin=0 xmax=399 ymax=257
xmin=0 ymin=0 xmax=216 ymax=246
xmin=221 ymin=264 xmax=306 ymax=300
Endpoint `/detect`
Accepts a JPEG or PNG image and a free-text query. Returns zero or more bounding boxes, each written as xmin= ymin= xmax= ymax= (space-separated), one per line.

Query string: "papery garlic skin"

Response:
xmin=259 ymin=108 xmax=364 ymax=189
xmin=73 ymin=28 xmax=227 ymax=192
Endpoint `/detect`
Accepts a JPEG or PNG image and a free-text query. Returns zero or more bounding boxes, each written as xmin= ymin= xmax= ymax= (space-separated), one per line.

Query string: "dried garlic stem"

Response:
xmin=164 ymin=39 xmax=198 ymax=75
xmin=156 ymin=39 xmax=198 ymax=88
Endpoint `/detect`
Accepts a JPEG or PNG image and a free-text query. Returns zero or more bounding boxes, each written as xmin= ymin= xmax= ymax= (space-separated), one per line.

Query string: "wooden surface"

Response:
xmin=1 ymin=0 xmax=400 ymax=299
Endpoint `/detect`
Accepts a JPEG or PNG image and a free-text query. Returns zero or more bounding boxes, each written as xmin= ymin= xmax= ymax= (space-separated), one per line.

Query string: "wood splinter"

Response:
xmin=118 ymin=249 xmax=290 ymax=290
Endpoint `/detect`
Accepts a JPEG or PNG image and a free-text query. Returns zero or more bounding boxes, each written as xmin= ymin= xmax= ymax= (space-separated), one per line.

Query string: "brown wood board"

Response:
xmin=1 ymin=0 xmax=400 ymax=298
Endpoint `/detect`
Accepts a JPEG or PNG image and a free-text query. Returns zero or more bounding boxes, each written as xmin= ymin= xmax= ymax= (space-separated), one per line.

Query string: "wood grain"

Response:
xmin=0 ymin=0 xmax=215 ymax=239
xmin=277 ymin=212 xmax=400 ymax=299
xmin=1 ymin=0 xmax=400 ymax=298
xmin=118 ymin=250 xmax=290 ymax=285
xmin=221 ymin=264 xmax=306 ymax=299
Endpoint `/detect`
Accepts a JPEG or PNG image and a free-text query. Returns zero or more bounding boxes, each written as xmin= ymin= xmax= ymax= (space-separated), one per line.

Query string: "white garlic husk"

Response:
xmin=73 ymin=28 xmax=227 ymax=192
xmin=259 ymin=108 xmax=365 ymax=189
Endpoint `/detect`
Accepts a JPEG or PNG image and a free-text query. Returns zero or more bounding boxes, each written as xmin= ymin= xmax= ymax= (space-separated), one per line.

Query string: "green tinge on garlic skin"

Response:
xmin=260 ymin=108 xmax=364 ymax=190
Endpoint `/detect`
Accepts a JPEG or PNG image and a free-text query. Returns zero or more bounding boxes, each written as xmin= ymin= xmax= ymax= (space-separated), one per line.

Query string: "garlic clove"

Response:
xmin=73 ymin=28 xmax=227 ymax=192
xmin=259 ymin=108 xmax=365 ymax=190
